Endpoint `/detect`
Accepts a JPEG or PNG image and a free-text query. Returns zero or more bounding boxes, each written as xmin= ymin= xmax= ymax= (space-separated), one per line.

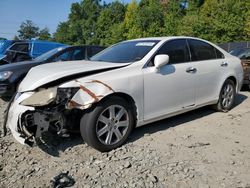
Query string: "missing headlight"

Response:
xmin=56 ymin=88 xmax=79 ymax=103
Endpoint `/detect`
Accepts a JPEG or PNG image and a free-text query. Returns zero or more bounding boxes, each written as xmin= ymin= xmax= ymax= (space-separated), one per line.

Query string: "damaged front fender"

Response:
xmin=65 ymin=79 xmax=115 ymax=110
xmin=6 ymin=92 xmax=35 ymax=145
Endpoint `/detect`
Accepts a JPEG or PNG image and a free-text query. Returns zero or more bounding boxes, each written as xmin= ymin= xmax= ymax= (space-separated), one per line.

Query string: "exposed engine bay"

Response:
xmin=5 ymin=78 xmax=115 ymax=146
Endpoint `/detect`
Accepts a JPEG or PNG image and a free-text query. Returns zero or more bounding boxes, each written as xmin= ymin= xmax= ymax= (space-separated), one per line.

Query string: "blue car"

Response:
xmin=0 ymin=40 xmax=65 ymax=65
xmin=0 ymin=40 xmax=24 ymax=60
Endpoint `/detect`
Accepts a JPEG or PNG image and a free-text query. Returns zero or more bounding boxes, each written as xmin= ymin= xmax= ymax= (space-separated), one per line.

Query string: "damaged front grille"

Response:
xmin=17 ymin=111 xmax=37 ymax=146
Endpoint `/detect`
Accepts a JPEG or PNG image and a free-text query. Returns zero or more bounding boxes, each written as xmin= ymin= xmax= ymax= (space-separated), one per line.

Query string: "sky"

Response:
xmin=0 ymin=0 xmax=131 ymax=40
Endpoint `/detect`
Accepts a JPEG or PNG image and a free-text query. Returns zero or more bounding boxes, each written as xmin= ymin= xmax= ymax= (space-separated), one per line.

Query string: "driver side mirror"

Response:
xmin=154 ymin=54 xmax=169 ymax=69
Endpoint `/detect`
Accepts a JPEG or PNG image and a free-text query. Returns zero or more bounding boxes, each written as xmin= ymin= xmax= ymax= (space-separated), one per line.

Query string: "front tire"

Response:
xmin=214 ymin=79 xmax=236 ymax=112
xmin=80 ymin=96 xmax=134 ymax=152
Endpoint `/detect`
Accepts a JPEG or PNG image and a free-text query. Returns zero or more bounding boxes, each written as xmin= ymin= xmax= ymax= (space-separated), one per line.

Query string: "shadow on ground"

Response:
xmin=234 ymin=93 xmax=248 ymax=107
xmin=36 ymin=133 xmax=83 ymax=157
xmin=36 ymin=93 xmax=248 ymax=156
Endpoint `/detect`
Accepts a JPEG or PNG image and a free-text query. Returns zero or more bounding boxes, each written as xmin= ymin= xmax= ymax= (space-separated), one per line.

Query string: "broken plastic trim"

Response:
xmin=51 ymin=171 xmax=75 ymax=188
xmin=67 ymin=79 xmax=115 ymax=110
xmin=3 ymin=92 xmax=16 ymax=136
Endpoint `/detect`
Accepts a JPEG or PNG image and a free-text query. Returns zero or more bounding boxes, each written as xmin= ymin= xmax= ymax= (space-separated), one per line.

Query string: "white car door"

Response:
xmin=187 ymin=39 xmax=226 ymax=105
xmin=143 ymin=39 xmax=196 ymax=121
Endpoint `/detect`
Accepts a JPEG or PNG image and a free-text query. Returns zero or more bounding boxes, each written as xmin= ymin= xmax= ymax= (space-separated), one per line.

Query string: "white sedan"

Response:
xmin=5 ymin=37 xmax=243 ymax=152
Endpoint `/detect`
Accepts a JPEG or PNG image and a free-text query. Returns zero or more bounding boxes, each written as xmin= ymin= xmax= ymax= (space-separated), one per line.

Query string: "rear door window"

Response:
xmin=188 ymin=39 xmax=217 ymax=61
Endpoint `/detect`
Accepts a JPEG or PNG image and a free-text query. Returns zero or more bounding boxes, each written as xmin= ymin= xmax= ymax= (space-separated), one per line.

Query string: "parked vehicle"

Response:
xmin=0 ymin=45 xmax=105 ymax=100
xmin=5 ymin=37 xmax=243 ymax=152
xmin=0 ymin=40 xmax=24 ymax=60
xmin=230 ymin=48 xmax=250 ymax=89
xmin=0 ymin=40 xmax=65 ymax=65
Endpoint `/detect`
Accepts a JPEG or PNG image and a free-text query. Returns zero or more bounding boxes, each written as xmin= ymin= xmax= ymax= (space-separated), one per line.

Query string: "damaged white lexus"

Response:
xmin=4 ymin=37 xmax=243 ymax=152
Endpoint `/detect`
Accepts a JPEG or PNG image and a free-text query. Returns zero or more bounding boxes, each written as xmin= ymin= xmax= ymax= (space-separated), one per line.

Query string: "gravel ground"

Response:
xmin=0 ymin=92 xmax=250 ymax=188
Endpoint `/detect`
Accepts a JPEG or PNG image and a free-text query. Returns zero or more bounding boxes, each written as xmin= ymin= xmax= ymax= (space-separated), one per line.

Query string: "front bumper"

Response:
xmin=5 ymin=92 xmax=35 ymax=145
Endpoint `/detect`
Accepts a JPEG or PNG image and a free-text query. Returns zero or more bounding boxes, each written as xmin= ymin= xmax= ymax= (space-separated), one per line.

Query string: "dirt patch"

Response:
xmin=1 ymin=92 xmax=250 ymax=188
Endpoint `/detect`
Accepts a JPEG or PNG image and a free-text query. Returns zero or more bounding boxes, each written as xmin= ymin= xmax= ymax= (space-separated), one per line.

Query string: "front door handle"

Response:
xmin=186 ymin=67 xmax=197 ymax=73
xmin=221 ymin=62 xmax=228 ymax=67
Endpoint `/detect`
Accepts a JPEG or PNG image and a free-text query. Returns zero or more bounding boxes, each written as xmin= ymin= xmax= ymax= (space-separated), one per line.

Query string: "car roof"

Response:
xmin=69 ymin=45 xmax=106 ymax=48
xmin=10 ymin=40 xmax=64 ymax=45
xmin=129 ymin=36 xmax=209 ymax=41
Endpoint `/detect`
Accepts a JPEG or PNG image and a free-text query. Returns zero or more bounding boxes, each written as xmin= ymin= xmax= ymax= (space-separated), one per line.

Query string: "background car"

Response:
xmin=230 ymin=48 xmax=250 ymax=89
xmin=0 ymin=40 xmax=24 ymax=60
xmin=5 ymin=37 xmax=243 ymax=152
xmin=0 ymin=40 xmax=65 ymax=65
xmin=0 ymin=45 xmax=105 ymax=100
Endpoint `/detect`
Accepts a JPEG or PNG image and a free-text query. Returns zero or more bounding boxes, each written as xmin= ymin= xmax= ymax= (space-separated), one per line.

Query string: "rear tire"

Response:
xmin=80 ymin=96 xmax=134 ymax=152
xmin=213 ymin=79 xmax=236 ymax=112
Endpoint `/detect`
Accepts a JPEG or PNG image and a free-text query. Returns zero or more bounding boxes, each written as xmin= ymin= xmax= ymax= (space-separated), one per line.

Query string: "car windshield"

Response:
xmin=35 ymin=47 xmax=66 ymax=61
xmin=90 ymin=40 xmax=159 ymax=63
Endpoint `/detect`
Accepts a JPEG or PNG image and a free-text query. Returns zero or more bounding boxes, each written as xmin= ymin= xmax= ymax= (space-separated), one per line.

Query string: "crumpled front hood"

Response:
xmin=19 ymin=60 xmax=129 ymax=92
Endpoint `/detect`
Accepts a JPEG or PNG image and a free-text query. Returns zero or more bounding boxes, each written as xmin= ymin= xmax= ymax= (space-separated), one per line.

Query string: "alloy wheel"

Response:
xmin=96 ymin=105 xmax=129 ymax=146
xmin=221 ymin=83 xmax=234 ymax=108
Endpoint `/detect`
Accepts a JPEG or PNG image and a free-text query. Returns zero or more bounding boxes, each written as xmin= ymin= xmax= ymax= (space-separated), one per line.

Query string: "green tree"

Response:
xmin=96 ymin=1 xmax=126 ymax=45
xmin=38 ymin=27 xmax=51 ymax=40
xmin=176 ymin=0 xmax=202 ymax=37
xmin=197 ymin=0 xmax=249 ymax=43
xmin=13 ymin=35 xmax=19 ymax=40
xmin=108 ymin=23 xmax=126 ymax=45
xmin=124 ymin=0 xmax=142 ymax=39
xmin=163 ymin=0 xmax=186 ymax=36
xmin=18 ymin=20 xmax=39 ymax=40
xmin=69 ymin=0 xmax=101 ymax=44
xmin=54 ymin=0 xmax=102 ymax=45
xmin=54 ymin=22 xmax=73 ymax=44
xmin=245 ymin=12 xmax=250 ymax=38
xmin=53 ymin=0 xmax=250 ymax=46
xmin=137 ymin=0 xmax=165 ymax=37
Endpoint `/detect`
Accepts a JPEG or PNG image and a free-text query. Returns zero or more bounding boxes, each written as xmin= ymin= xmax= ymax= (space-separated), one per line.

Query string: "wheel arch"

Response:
xmin=99 ymin=92 xmax=138 ymax=127
xmin=214 ymin=75 xmax=238 ymax=104
xmin=227 ymin=76 xmax=237 ymax=88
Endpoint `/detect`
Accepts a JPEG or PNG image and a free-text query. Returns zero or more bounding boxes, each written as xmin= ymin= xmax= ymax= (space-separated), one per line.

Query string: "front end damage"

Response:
xmin=5 ymin=79 xmax=114 ymax=146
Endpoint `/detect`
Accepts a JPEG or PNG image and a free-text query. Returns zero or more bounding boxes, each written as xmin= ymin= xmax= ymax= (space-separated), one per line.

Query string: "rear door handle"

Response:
xmin=186 ymin=67 xmax=197 ymax=73
xmin=221 ymin=62 xmax=228 ymax=67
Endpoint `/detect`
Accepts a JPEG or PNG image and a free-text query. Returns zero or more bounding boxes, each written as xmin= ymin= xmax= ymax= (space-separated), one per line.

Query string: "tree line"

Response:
xmin=14 ymin=0 xmax=250 ymax=45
